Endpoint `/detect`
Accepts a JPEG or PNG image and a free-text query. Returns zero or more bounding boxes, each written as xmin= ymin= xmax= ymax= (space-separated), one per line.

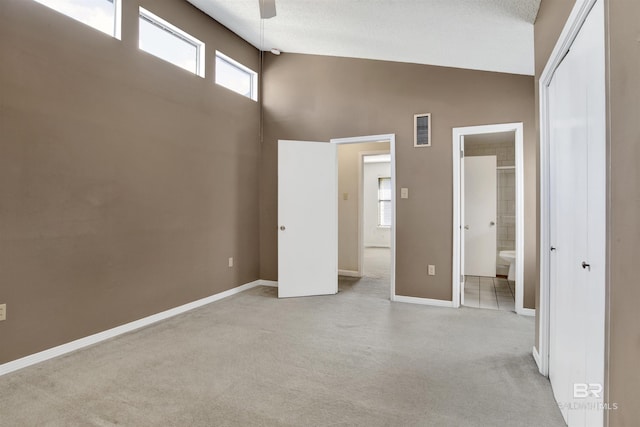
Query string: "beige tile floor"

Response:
xmin=463 ymin=275 xmax=515 ymax=311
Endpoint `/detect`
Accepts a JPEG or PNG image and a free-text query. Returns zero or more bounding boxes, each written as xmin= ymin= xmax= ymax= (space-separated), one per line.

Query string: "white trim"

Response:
xmin=538 ymin=0 xmax=600 ymax=378
xmin=139 ymin=7 xmax=206 ymax=78
xmin=393 ymin=295 xmax=455 ymax=308
xmin=215 ymin=50 xmax=258 ymax=101
xmin=338 ymin=270 xmax=361 ymax=278
xmin=532 ymin=346 xmax=542 ymax=371
xmin=451 ymin=123 xmax=526 ymax=315
xmin=113 ymin=0 xmax=122 ymax=40
xmin=331 ymin=134 xmax=397 ymax=302
xmin=520 ymin=308 xmax=535 ymax=317
xmin=0 ymin=280 xmax=266 ymax=377
xmin=257 ymin=280 xmax=278 ymax=287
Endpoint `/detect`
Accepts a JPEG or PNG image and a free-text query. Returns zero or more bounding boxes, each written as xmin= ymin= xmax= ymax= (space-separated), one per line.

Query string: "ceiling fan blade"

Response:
xmin=259 ymin=0 xmax=276 ymax=19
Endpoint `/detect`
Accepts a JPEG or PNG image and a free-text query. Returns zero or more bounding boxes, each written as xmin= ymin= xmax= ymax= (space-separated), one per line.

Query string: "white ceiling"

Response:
xmin=187 ymin=0 xmax=541 ymax=76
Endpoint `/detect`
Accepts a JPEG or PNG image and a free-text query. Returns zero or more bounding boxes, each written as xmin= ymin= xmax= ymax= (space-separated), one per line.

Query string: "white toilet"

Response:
xmin=499 ymin=250 xmax=516 ymax=281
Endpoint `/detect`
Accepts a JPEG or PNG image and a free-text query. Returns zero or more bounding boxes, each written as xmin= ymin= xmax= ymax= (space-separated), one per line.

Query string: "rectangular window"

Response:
xmin=215 ymin=51 xmax=258 ymax=101
xmin=138 ymin=8 xmax=205 ymax=77
xmin=378 ymin=177 xmax=392 ymax=227
xmin=33 ymin=0 xmax=121 ymax=39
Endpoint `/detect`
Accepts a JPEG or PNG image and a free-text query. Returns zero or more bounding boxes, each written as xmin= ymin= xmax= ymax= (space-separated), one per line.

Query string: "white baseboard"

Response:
xmin=0 ymin=279 xmax=265 ymax=377
xmin=393 ymin=295 xmax=454 ymax=308
xmin=518 ymin=307 xmax=536 ymax=317
xmin=532 ymin=346 xmax=542 ymax=372
xmin=338 ymin=269 xmax=361 ymax=277
xmin=257 ymin=280 xmax=278 ymax=287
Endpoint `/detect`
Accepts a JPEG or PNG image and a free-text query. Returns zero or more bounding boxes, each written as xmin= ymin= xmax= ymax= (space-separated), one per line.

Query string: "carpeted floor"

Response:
xmin=0 ymin=252 xmax=564 ymax=426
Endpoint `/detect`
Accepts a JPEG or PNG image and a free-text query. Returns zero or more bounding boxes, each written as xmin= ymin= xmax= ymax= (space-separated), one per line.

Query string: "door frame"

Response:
xmin=331 ymin=134 xmax=397 ymax=300
xmin=537 ymin=0 xmax=604 ymax=378
xmin=451 ymin=123 xmax=525 ymax=313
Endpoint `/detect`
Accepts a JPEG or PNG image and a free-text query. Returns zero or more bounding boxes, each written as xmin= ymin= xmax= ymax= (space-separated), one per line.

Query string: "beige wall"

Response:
xmin=260 ymin=53 xmax=536 ymax=305
xmin=535 ymin=0 xmax=640 ymax=423
xmin=338 ymin=142 xmax=390 ymax=272
xmin=606 ymin=1 xmax=640 ymax=424
xmin=0 ymin=0 xmax=260 ymax=364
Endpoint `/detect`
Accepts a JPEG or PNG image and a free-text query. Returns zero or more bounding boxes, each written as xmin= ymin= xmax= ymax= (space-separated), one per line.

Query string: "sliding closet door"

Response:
xmin=548 ymin=1 xmax=606 ymax=426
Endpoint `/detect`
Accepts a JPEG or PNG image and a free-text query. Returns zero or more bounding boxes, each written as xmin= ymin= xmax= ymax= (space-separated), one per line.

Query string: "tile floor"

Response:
xmin=463 ymin=275 xmax=515 ymax=311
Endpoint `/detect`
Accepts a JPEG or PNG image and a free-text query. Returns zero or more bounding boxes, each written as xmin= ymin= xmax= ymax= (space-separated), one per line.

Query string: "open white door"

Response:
xmin=278 ymin=140 xmax=338 ymax=298
xmin=464 ymin=156 xmax=497 ymax=277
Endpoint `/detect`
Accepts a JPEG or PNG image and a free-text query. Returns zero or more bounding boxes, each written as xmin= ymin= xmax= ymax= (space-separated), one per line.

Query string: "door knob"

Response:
xmin=490 ymin=221 xmax=496 ymax=226
xmin=280 ymin=225 xmax=286 ymax=231
xmin=581 ymin=261 xmax=591 ymax=271
xmin=550 ymin=246 xmax=556 ymax=251
xmin=464 ymin=225 xmax=469 ymax=230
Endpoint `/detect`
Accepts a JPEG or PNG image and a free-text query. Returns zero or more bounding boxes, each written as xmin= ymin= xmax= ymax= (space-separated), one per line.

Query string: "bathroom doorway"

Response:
xmin=452 ymin=123 xmax=526 ymax=314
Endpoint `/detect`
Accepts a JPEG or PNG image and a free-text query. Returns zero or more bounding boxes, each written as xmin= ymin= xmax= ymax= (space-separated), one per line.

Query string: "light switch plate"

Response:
xmin=401 ymin=188 xmax=409 ymax=199
xmin=428 ymin=265 xmax=436 ymax=276
xmin=228 ymin=257 xmax=234 ymax=268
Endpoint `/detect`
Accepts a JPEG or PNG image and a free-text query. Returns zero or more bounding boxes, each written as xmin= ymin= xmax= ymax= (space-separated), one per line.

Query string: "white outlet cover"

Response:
xmin=401 ymin=188 xmax=409 ymax=199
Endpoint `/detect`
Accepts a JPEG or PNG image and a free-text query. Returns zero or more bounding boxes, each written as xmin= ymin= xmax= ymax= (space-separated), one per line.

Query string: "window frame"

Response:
xmin=215 ymin=50 xmax=258 ymax=101
xmin=377 ymin=176 xmax=392 ymax=228
xmin=138 ymin=7 xmax=206 ymax=78
xmin=33 ymin=0 xmax=122 ymax=39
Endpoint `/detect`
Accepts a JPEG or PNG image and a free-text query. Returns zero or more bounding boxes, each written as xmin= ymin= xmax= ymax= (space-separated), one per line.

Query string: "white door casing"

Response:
xmin=464 ymin=156 xmax=497 ymax=277
xmin=278 ymin=140 xmax=338 ymax=298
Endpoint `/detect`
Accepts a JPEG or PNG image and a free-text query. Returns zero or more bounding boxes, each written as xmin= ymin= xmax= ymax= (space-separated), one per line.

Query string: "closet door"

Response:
xmin=548 ymin=1 xmax=605 ymax=426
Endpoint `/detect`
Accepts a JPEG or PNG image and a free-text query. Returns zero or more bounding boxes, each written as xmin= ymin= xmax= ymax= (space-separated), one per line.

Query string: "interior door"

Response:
xmin=464 ymin=155 xmax=497 ymax=277
xmin=548 ymin=1 xmax=605 ymax=425
xmin=278 ymin=140 xmax=338 ymax=298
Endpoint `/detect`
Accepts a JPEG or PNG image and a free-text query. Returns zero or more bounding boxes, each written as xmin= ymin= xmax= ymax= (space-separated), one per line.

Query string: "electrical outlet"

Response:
xmin=0 ymin=304 xmax=6 ymax=321
xmin=428 ymin=265 xmax=436 ymax=276
xmin=401 ymin=188 xmax=409 ymax=199
xmin=228 ymin=257 xmax=234 ymax=268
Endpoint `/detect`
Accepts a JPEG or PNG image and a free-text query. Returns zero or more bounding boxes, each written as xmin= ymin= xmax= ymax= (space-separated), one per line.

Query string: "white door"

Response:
xmin=464 ymin=155 xmax=497 ymax=277
xmin=548 ymin=1 xmax=605 ymax=425
xmin=278 ymin=140 xmax=338 ymax=298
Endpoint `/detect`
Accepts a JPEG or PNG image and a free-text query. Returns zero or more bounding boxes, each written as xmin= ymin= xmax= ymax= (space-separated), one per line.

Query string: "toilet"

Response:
xmin=499 ymin=250 xmax=516 ymax=281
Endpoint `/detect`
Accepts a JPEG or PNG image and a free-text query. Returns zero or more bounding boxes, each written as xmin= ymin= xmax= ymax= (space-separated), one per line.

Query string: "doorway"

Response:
xmin=452 ymin=123 xmax=525 ymax=314
xmin=332 ymin=134 xmax=397 ymax=300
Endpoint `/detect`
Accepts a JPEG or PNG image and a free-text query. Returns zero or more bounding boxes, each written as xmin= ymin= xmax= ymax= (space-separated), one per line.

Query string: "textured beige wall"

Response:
xmin=260 ymin=53 xmax=536 ymax=305
xmin=0 ymin=0 xmax=260 ymax=364
xmin=606 ymin=1 xmax=640 ymax=424
xmin=338 ymin=142 xmax=390 ymax=272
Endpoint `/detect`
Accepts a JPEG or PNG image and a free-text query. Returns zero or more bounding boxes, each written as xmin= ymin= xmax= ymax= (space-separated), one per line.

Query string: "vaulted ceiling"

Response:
xmin=187 ymin=0 xmax=541 ymax=75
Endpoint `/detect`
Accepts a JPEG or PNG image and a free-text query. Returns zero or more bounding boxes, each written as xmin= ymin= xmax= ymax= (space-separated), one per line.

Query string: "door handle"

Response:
xmin=489 ymin=221 xmax=496 ymax=226
xmin=550 ymin=246 xmax=556 ymax=251
xmin=464 ymin=225 xmax=469 ymax=230
xmin=582 ymin=261 xmax=591 ymax=271
xmin=280 ymin=225 xmax=286 ymax=231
